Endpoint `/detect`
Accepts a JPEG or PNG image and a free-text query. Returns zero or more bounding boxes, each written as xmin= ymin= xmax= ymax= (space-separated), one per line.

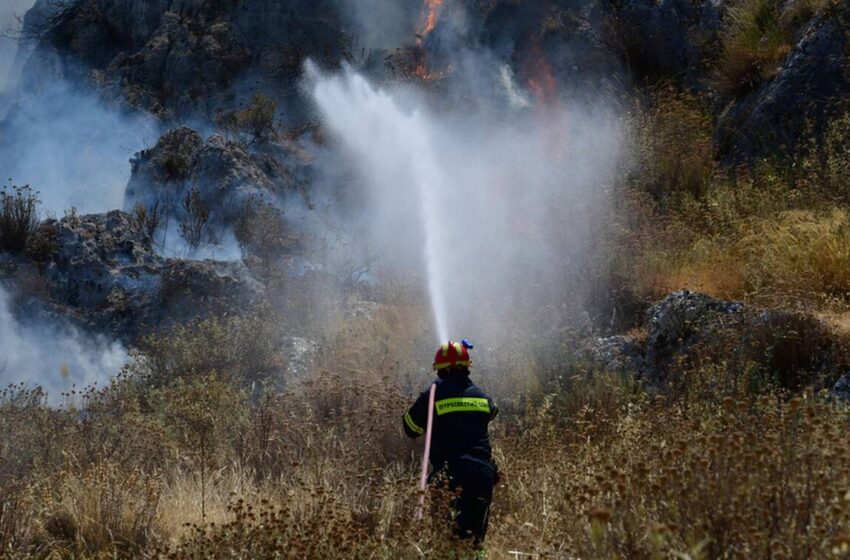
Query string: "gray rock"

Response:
xmin=126 ymin=126 xmax=305 ymax=243
xmin=100 ymin=12 xmax=252 ymax=117
xmin=608 ymin=0 xmax=724 ymax=88
xmin=644 ymin=289 xmax=744 ymax=372
xmin=40 ymin=209 xmax=263 ymax=340
xmin=21 ymin=0 xmax=352 ymax=118
xmin=716 ymin=2 xmax=850 ymax=160
xmin=583 ymin=290 xmax=847 ymax=390
xmin=583 ymin=335 xmax=645 ymax=375
xmin=831 ymin=372 xmax=850 ymax=402
xmin=45 ymin=210 xmax=161 ymax=312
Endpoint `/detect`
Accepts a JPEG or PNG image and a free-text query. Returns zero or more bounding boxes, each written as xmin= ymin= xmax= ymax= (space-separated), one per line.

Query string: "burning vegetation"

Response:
xmin=420 ymin=0 xmax=444 ymax=38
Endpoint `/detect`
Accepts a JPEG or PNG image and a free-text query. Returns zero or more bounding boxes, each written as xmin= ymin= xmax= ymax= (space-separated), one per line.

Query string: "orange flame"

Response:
xmin=411 ymin=0 xmax=445 ymax=82
xmin=420 ymin=0 xmax=444 ymax=37
xmin=520 ymin=44 xmax=568 ymax=158
xmin=522 ymin=44 xmax=558 ymax=107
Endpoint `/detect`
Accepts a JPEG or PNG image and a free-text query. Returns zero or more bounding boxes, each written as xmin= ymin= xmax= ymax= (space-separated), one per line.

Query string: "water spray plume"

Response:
xmin=309 ymin=65 xmax=449 ymax=342
xmin=308 ymin=60 xmax=622 ymax=353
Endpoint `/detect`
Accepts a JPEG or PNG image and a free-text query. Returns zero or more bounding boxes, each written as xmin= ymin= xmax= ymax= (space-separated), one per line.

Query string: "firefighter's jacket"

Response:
xmin=402 ymin=374 xmax=498 ymax=471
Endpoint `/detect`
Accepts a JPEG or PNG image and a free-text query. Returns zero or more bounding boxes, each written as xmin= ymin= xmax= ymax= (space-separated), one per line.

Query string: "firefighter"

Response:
xmin=402 ymin=340 xmax=499 ymax=547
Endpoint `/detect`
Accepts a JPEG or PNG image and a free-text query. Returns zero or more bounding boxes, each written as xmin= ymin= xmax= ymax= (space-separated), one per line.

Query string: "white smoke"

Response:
xmin=0 ymin=80 xmax=159 ymax=215
xmin=499 ymin=65 xmax=531 ymax=109
xmin=0 ymin=285 xmax=128 ymax=401
xmin=308 ymin=64 xmax=622 ymax=347
xmin=338 ymin=0 xmax=420 ymax=50
xmin=0 ymin=0 xmax=34 ymax=95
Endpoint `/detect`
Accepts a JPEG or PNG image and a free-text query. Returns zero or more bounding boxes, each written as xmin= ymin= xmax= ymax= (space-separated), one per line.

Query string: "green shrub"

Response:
xmin=714 ymin=0 xmax=827 ymax=95
xmin=0 ymin=185 xmax=41 ymax=254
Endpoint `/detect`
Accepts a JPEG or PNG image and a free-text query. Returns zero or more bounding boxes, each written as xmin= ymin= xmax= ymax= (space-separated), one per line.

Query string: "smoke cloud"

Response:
xmin=0 ymin=80 xmax=159 ymax=215
xmin=307 ymin=62 xmax=623 ymax=347
xmin=338 ymin=0 xmax=420 ymax=49
xmin=0 ymin=285 xmax=127 ymax=401
xmin=0 ymin=0 xmax=34 ymax=94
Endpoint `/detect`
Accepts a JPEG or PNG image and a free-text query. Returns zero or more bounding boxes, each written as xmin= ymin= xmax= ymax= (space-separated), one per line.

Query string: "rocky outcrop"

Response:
xmin=38 ymin=209 xmax=263 ymax=339
xmin=643 ymin=290 xmax=744 ymax=373
xmin=586 ymin=290 xmax=849 ymax=390
xmin=830 ymin=372 xmax=850 ymax=401
xmin=126 ymin=127 xmax=307 ymax=241
xmin=22 ymin=0 xmax=352 ymax=118
xmin=99 ymin=13 xmax=252 ymax=117
xmin=716 ymin=3 xmax=850 ymax=161
xmin=17 ymin=0 xmax=850 ymax=161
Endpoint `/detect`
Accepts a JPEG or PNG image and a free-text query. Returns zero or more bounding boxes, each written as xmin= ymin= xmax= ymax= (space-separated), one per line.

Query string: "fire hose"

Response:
xmin=415 ymin=381 xmax=437 ymax=520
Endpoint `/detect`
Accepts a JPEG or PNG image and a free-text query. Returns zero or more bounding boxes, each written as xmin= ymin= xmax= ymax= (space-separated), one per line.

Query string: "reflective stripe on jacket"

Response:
xmin=402 ymin=374 xmax=498 ymax=471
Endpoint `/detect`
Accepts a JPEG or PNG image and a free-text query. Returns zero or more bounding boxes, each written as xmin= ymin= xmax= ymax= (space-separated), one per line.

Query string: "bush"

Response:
xmin=0 ymin=185 xmax=41 ymax=254
xmin=179 ymin=185 xmax=210 ymax=248
xmin=234 ymin=93 xmax=278 ymax=142
xmin=25 ymin=221 xmax=59 ymax=273
xmin=132 ymin=202 xmax=161 ymax=242
xmin=235 ymin=201 xmax=297 ymax=275
xmin=137 ymin=313 xmax=286 ymax=388
xmin=713 ymin=0 xmax=826 ymax=95
xmin=822 ymin=112 xmax=850 ymax=201
xmin=630 ymin=90 xmax=716 ymax=205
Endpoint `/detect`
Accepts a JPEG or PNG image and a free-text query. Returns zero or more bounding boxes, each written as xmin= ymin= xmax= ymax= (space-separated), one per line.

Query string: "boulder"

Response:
xmin=830 ymin=372 xmax=850 ymax=402
xmin=126 ymin=127 xmax=306 ymax=242
xmin=644 ymin=290 xmax=743 ymax=373
xmin=585 ymin=290 xmax=848 ymax=390
xmin=607 ymin=0 xmax=724 ymax=88
xmin=39 ymin=209 xmax=263 ymax=339
xmin=20 ymin=0 xmax=352 ymax=118
xmin=583 ymin=334 xmax=645 ymax=374
xmin=716 ymin=2 xmax=850 ymax=161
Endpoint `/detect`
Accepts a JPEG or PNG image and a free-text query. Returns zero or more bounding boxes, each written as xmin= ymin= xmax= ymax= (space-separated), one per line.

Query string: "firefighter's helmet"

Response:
xmin=433 ymin=341 xmax=471 ymax=371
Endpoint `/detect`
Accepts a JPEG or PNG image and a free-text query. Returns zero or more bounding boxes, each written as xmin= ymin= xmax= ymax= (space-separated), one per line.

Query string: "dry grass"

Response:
xmin=622 ymin=92 xmax=850 ymax=312
xmin=3 ymin=304 xmax=850 ymax=559
xmin=713 ymin=0 xmax=829 ymax=96
xmin=629 ymin=89 xmax=717 ymax=205
xmin=629 ymin=204 xmax=850 ymax=308
xmin=715 ymin=0 xmax=791 ymax=95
